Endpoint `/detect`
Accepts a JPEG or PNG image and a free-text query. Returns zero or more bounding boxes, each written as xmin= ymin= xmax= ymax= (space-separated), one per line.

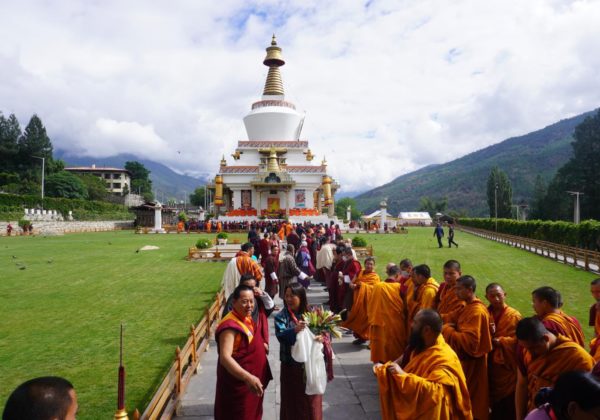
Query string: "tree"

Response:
xmin=486 ymin=167 xmax=512 ymax=218
xmin=18 ymin=114 xmax=53 ymax=160
xmin=0 ymin=113 xmax=22 ymax=172
xmin=77 ymin=174 xmax=108 ymax=201
xmin=334 ymin=197 xmax=361 ymax=221
xmin=45 ymin=171 xmax=88 ymax=199
xmin=125 ymin=161 xmax=153 ymax=199
xmin=189 ymin=187 xmax=206 ymax=207
xmin=529 ymin=175 xmax=547 ymax=219
xmin=419 ymin=196 xmax=448 ymax=218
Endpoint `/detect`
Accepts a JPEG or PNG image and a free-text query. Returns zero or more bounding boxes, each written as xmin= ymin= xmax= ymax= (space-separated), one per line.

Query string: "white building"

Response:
xmin=65 ymin=164 xmax=131 ymax=195
xmin=397 ymin=212 xmax=433 ymax=226
xmin=209 ymin=36 xmax=340 ymax=222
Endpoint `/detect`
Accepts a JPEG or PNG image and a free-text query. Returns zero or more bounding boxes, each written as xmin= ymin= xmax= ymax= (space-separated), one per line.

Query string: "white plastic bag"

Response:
xmin=291 ymin=328 xmax=327 ymax=395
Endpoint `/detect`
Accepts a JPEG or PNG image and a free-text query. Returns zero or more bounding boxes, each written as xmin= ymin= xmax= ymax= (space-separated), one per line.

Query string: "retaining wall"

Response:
xmin=1 ymin=220 xmax=134 ymax=236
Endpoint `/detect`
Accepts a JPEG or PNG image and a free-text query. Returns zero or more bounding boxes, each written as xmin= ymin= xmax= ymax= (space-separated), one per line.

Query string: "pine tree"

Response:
xmin=486 ymin=167 xmax=512 ymax=218
xmin=18 ymin=114 xmax=53 ymax=160
xmin=571 ymin=110 xmax=600 ymax=220
xmin=0 ymin=113 xmax=22 ymax=172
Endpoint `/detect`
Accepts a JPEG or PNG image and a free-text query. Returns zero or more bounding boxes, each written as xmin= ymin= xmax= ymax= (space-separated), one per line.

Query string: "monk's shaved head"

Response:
xmin=591 ymin=278 xmax=600 ymax=286
xmin=399 ymin=258 xmax=413 ymax=269
xmin=457 ymin=275 xmax=476 ymax=293
xmin=485 ymin=283 xmax=504 ymax=294
xmin=516 ymin=317 xmax=549 ymax=342
xmin=414 ymin=309 xmax=443 ymax=334
xmin=443 ymin=260 xmax=461 ymax=271
xmin=532 ymin=286 xmax=562 ymax=309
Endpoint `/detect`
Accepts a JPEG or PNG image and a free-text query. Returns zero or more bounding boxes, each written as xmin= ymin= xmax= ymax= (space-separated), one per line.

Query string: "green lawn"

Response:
xmin=0 ymin=227 xmax=597 ymax=419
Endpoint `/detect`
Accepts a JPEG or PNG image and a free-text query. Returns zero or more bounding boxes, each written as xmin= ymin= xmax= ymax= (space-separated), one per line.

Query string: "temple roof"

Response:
xmin=220 ymin=165 xmax=327 ymax=174
xmin=237 ymin=140 xmax=309 ymax=148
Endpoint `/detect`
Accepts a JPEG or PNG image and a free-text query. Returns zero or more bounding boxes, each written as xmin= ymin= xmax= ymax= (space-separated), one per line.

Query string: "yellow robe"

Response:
xmin=590 ymin=303 xmax=600 ymax=361
xmin=488 ymin=305 xmax=522 ymax=407
xmin=406 ymin=277 xmax=439 ymax=325
xmin=521 ymin=335 xmax=595 ymax=412
xmin=442 ymin=298 xmax=493 ymax=420
xmin=342 ymin=270 xmax=380 ymax=340
xmin=436 ymin=281 xmax=466 ymax=315
xmin=368 ymin=282 xmax=407 ymax=363
xmin=374 ymin=335 xmax=473 ymax=420
xmin=235 ymin=252 xmax=263 ymax=281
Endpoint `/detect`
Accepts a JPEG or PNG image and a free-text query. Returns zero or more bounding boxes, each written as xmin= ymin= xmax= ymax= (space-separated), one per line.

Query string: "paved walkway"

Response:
xmin=176 ymin=283 xmax=381 ymax=420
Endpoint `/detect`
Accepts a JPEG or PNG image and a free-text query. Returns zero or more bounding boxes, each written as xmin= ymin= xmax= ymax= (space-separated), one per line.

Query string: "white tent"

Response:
xmin=397 ymin=212 xmax=433 ymax=226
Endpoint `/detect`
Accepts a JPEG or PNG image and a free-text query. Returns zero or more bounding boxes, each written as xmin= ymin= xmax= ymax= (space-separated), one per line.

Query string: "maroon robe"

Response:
xmin=339 ymin=259 xmax=362 ymax=312
xmin=328 ymin=260 xmax=345 ymax=312
xmin=264 ymin=254 xmax=280 ymax=299
xmin=214 ymin=312 xmax=272 ymax=420
xmin=259 ymin=238 xmax=270 ymax=267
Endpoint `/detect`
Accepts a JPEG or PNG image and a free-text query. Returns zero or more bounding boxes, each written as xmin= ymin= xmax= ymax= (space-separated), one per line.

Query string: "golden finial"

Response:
xmin=321 ymin=156 xmax=328 ymax=167
xmin=262 ymin=35 xmax=285 ymax=96
xmin=231 ymin=150 xmax=241 ymax=160
xmin=220 ymin=155 xmax=226 ymax=167
xmin=266 ymin=147 xmax=281 ymax=172
xmin=304 ymin=149 xmax=314 ymax=161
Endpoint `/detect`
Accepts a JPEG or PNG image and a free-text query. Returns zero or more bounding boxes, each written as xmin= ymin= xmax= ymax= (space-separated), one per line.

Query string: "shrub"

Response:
xmin=18 ymin=219 xmax=31 ymax=228
xmin=178 ymin=212 xmax=188 ymax=222
xmin=196 ymin=238 xmax=211 ymax=249
xmin=216 ymin=232 xmax=229 ymax=239
xmin=352 ymin=236 xmax=367 ymax=247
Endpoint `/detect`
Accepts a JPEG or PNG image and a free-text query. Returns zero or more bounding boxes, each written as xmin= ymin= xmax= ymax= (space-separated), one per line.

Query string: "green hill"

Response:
xmin=354 ymin=109 xmax=598 ymax=216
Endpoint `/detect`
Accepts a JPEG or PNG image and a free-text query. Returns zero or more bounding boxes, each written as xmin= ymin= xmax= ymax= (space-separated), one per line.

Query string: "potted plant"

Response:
xmin=196 ymin=238 xmax=211 ymax=249
xmin=216 ymin=232 xmax=229 ymax=245
xmin=18 ymin=219 xmax=31 ymax=235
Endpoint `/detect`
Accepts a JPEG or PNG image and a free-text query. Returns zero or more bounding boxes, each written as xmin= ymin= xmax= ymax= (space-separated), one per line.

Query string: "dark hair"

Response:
xmin=591 ymin=278 xmax=600 ymax=286
xmin=413 ymin=264 xmax=431 ymax=279
xmin=387 ymin=264 xmax=400 ymax=277
xmin=516 ymin=317 xmax=549 ymax=342
xmin=416 ymin=309 xmax=443 ymax=334
xmin=485 ymin=283 xmax=503 ymax=294
xmin=335 ymin=245 xmax=346 ymax=255
xmin=241 ymin=242 xmax=254 ymax=252
xmin=343 ymin=247 xmax=354 ymax=255
xmin=364 ymin=256 xmax=375 ymax=265
xmin=550 ymin=371 xmax=600 ymax=420
xmin=284 ymin=282 xmax=308 ymax=314
xmin=399 ymin=258 xmax=413 ymax=269
xmin=532 ymin=286 xmax=561 ymax=309
xmin=286 ymin=244 xmax=295 ymax=255
xmin=443 ymin=260 xmax=461 ymax=271
xmin=233 ymin=284 xmax=254 ymax=300
xmin=2 ymin=376 xmax=74 ymax=420
xmin=457 ymin=275 xmax=476 ymax=293
xmin=239 ymin=274 xmax=256 ymax=285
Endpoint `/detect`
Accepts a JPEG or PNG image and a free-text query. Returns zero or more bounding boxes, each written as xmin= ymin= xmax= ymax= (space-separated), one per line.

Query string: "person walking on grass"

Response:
xmin=433 ymin=223 xmax=444 ymax=248
xmin=448 ymin=224 xmax=459 ymax=248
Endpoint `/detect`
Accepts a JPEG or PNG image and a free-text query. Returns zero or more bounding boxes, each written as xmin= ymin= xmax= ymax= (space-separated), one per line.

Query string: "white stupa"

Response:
xmin=208 ymin=36 xmax=340 ymax=222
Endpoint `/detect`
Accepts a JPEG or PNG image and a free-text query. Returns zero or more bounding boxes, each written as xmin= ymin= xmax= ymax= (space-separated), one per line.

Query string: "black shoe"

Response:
xmin=352 ymin=338 xmax=367 ymax=345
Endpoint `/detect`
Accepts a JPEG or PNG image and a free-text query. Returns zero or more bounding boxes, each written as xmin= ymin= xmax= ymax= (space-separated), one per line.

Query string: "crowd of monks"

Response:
xmin=336 ymin=255 xmax=600 ymax=420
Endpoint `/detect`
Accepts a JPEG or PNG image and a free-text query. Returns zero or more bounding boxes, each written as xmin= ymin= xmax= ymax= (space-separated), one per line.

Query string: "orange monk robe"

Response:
xmin=436 ymin=281 xmax=466 ymax=316
xmin=368 ymin=282 xmax=407 ymax=363
xmin=488 ymin=305 xmax=522 ymax=414
xmin=216 ymin=221 xmax=222 ymax=233
xmin=374 ymin=335 xmax=473 ymax=420
xmin=442 ymin=298 xmax=493 ymax=420
xmin=342 ymin=270 xmax=381 ymax=340
xmin=206 ymin=221 xmax=212 ymax=233
xmin=406 ymin=277 xmax=439 ymax=325
xmin=540 ymin=310 xmax=585 ymax=347
xmin=590 ymin=303 xmax=600 ymax=361
xmin=519 ymin=335 xmax=595 ymax=412
xmin=235 ymin=251 xmax=263 ymax=281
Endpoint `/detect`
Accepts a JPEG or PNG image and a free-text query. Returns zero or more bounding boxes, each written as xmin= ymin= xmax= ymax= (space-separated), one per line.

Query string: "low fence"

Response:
xmin=136 ymin=290 xmax=226 ymax=419
xmin=461 ymin=226 xmax=600 ymax=273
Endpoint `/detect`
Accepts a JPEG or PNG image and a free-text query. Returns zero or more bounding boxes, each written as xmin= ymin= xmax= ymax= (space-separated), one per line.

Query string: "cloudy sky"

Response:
xmin=1 ymin=0 xmax=600 ymax=193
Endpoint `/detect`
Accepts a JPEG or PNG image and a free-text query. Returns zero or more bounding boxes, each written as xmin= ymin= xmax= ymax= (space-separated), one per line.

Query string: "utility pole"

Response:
xmin=566 ymin=191 xmax=583 ymax=224
xmin=32 ymin=156 xmax=45 ymax=207
xmin=494 ymin=183 xmax=498 ymax=231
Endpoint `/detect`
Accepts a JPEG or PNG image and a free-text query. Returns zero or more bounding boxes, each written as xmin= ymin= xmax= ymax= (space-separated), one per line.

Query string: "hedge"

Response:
xmin=458 ymin=218 xmax=600 ymax=250
xmin=0 ymin=193 xmax=133 ymax=221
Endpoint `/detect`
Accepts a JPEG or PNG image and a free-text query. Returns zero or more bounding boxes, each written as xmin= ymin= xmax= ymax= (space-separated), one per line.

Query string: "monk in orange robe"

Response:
xmin=406 ymin=264 xmax=439 ymax=325
xmin=236 ymin=243 xmax=263 ymax=282
xmin=590 ymin=278 xmax=600 ymax=361
xmin=515 ymin=317 xmax=595 ymax=420
xmin=206 ymin=220 xmax=212 ymax=233
xmin=532 ymin=286 xmax=585 ymax=346
xmin=442 ymin=275 xmax=493 ymax=420
xmin=398 ymin=258 xmax=413 ymax=298
xmin=369 ymin=264 xmax=407 ymax=363
xmin=374 ymin=309 xmax=472 ymax=420
xmin=485 ymin=283 xmax=522 ymax=420
xmin=436 ymin=259 xmax=466 ymax=315
xmin=342 ymin=257 xmax=380 ymax=344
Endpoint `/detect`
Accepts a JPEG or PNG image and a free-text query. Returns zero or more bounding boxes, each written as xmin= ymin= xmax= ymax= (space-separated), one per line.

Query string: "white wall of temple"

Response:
xmin=243 ymin=106 xmax=303 ymax=141
xmin=224 ymin=147 xmax=319 ymax=167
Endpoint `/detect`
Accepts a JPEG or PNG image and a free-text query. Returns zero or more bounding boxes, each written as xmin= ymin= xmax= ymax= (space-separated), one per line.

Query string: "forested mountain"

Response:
xmin=354 ymin=109 xmax=598 ymax=216
xmin=55 ymin=151 xmax=208 ymax=202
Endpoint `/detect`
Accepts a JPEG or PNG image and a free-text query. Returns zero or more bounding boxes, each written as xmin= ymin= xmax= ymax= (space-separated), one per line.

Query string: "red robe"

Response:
xmin=339 ymin=259 xmax=362 ymax=312
xmin=258 ymin=238 xmax=270 ymax=267
xmin=214 ymin=312 xmax=272 ymax=420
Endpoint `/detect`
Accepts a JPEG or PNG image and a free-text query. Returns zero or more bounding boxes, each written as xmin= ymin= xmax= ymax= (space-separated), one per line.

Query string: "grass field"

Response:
xmin=0 ymin=227 xmax=597 ymax=419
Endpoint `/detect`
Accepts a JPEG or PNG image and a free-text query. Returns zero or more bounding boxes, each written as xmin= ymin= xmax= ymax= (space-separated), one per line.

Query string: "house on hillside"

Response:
xmin=65 ymin=164 xmax=131 ymax=195
xmin=397 ymin=212 xmax=433 ymax=226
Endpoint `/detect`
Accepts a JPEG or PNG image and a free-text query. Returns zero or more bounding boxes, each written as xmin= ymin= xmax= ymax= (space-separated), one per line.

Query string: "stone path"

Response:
xmin=176 ymin=283 xmax=381 ymax=420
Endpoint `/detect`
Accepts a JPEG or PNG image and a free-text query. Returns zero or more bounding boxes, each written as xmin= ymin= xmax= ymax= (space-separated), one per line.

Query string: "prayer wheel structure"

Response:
xmin=322 ymin=175 xmax=333 ymax=206
xmin=214 ymin=175 xmax=224 ymax=206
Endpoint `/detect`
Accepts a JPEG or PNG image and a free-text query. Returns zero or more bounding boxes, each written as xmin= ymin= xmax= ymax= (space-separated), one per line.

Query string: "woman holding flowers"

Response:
xmin=275 ymin=283 xmax=323 ymax=420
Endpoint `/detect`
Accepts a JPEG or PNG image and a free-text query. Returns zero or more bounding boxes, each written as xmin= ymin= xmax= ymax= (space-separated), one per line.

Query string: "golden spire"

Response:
xmin=262 ymin=34 xmax=285 ymax=96
xmin=220 ymin=155 xmax=227 ymax=167
xmin=321 ymin=156 xmax=328 ymax=167
xmin=266 ymin=147 xmax=281 ymax=172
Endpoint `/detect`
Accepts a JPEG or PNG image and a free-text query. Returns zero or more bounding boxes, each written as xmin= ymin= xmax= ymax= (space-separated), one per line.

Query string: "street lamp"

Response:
xmin=31 ymin=155 xmax=45 ymax=203
xmin=566 ymin=191 xmax=583 ymax=224
xmin=494 ymin=183 xmax=498 ymax=232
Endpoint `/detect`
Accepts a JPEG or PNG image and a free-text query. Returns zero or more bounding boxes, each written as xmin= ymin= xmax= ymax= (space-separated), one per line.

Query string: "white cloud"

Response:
xmin=1 ymin=0 xmax=600 ymax=193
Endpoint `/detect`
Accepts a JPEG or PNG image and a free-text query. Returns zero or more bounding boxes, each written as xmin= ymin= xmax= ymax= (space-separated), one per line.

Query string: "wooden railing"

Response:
xmin=137 ymin=290 xmax=226 ymax=420
xmin=461 ymin=226 xmax=600 ymax=273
